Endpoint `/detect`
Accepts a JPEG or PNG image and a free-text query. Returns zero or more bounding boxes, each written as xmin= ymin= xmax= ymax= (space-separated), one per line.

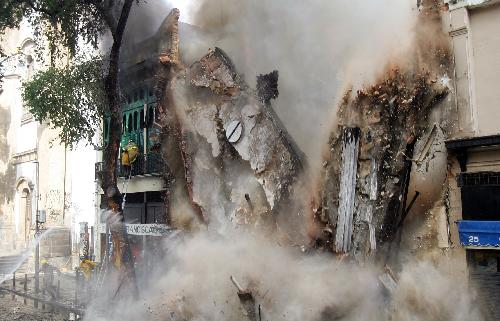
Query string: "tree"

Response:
xmin=0 ymin=0 xmax=138 ymax=297
xmin=22 ymin=59 xmax=106 ymax=147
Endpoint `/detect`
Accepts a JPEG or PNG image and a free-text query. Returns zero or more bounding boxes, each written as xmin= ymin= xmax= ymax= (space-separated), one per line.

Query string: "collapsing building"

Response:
xmin=149 ymin=4 xmax=458 ymax=262
xmin=157 ymin=46 xmax=304 ymax=231
xmin=95 ymin=8 xmax=306 ymax=273
xmin=91 ymin=1 xmax=500 ymax=319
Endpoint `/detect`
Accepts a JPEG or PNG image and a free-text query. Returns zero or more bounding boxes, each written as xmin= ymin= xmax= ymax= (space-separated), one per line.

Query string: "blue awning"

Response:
xmin=458 ymin=220 xmax=500 ymax=248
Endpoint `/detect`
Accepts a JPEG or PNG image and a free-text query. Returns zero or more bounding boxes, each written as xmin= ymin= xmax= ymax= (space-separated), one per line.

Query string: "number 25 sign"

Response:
xmin=468 ymin=235 xmax=479 ymax=243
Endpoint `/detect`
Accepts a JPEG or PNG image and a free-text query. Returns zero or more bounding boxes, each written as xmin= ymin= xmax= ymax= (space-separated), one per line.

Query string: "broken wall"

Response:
xmin=316 ymin=0 xmax=453 ymax=263
xmin=158 ymin=46 xmax=304 ymax=233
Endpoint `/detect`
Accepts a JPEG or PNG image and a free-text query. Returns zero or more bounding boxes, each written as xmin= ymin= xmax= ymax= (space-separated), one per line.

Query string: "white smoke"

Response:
xmin=123 ymin=0 xmax=418 ymax=160
xmin=85 ymin=228 xmax=483 ymax=321
xmin=183 ymin=0 xmax=418 ymax=161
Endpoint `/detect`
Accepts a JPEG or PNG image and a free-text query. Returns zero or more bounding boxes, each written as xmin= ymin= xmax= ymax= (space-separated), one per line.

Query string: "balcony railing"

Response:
xmin=95 ymin=152 xmax=164 ymax=180
xmin=119 ymin=152 xmax=164 ymax=177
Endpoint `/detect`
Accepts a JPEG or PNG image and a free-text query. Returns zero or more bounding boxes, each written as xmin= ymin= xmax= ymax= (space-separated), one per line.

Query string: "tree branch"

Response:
xmin=23 ymin=0 xmax=57 ymax=17
xmin=90 ymin=0 xmax=117 ymax=35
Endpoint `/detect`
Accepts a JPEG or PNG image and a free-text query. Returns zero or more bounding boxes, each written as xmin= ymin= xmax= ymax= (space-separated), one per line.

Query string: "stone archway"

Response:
xmin=15 ymin=179 xmax=33 ymax=248
xmin=20 ymin=188 xmax=31 ymax=244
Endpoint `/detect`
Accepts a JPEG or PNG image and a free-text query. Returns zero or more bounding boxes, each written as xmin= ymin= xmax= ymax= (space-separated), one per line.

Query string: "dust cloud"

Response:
xmin=83 ymin=1 xmax=485 ymax=321
xmin=185 ymin=0 xmax=417 ymax=162
xmin=122 ymin=0 xmax=418 ymax=162
xmin=85 ymin=228 xmax=483 ymax=321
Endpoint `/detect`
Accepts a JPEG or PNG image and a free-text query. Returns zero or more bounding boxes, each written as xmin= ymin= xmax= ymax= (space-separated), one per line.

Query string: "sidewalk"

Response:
xmin=0 ymin=270 xmax=86 ymax=320
xmin=0 ymin=294 xmax=68 ymax=321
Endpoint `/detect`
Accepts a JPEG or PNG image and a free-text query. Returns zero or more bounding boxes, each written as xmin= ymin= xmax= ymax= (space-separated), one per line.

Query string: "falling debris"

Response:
xmin=315 ymin=1 xmax=451 ymax=263
xmin=379 ymin=265 xmax=399 ymax=295
xmin=158 ymin=46 xmax=304 ymax=230
xmin=230 ymin=275 xmax=258 ymax=321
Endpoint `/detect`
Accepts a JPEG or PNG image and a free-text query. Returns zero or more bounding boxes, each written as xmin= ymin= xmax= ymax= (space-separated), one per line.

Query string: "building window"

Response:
xmin=459 ymin=172 xmax=500 ymax=221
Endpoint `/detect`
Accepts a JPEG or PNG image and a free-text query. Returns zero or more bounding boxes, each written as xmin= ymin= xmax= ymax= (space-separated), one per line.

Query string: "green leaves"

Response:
xmin=1 ymin=1 xmax=107 ymax=60
xmin=22 ymin=59 xmax=106 ymax=148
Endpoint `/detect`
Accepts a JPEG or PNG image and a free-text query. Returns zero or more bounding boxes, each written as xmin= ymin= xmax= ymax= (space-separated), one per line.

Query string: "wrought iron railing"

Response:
xmin=95 ymin=153 xmax=164 ymax=180
xmin=119 ymin=152 xmax=164 ymax=177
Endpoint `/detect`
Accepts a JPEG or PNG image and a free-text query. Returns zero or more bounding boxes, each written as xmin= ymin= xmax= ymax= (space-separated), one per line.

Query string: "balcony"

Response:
xmin=119 ymin=152 xmax=164 ymax=177
xmin=95 ymin=152 xmax=164 ymax=180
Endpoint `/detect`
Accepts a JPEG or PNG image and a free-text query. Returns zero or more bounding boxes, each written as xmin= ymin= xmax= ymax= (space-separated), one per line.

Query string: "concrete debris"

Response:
xmin=318 ymin=67 xmax=449 ymax=260
xmin=230 ymin=276 xmax=258 ymax=321
xmin=379 ymin=266 xmax=399 ymax=295
xmin=158 ymin=47 xmax=304 ymax=230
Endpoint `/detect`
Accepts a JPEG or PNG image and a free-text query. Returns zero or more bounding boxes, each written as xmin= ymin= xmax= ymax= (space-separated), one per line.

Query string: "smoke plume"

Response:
xmin=185 ymin=0 xmax=417 ymax=161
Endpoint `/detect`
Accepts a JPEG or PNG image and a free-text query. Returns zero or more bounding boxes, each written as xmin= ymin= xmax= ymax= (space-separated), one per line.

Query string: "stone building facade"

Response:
xmin=0 ymin=20 xmax=97 ymax=269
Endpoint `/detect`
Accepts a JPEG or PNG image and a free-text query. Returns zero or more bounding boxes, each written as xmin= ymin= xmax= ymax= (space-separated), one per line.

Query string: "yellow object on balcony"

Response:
xmin=121 ymin=140 xmax=139 ymax=166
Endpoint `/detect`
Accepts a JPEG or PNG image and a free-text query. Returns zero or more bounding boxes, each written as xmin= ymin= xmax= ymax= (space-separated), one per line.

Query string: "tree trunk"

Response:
xmin=101 ymin=0 xmax=138 ymax=298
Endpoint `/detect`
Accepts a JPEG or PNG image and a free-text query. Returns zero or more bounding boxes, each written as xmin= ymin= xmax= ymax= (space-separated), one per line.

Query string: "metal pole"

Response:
xmin=34 ymin=160 xmax=39 ymax=308
xmin=57 ymin=272 xmax=60 ymax=299
xmin=90 ymin=226 xmax=94 ymax=261
xmin=75 ymin=270 xmax=79 ymax=306
xmin=24 ymin=274 xmax=27 ymax=305
xmin=12 ymin=272 xmax=15 ymax=301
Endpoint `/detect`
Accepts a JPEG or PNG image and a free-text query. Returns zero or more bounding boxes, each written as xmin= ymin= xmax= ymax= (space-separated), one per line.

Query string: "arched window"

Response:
xmin=123 ymin=115 xmax=126 ymax=132
xmin=20 ymin=38 xmax=35 ymax=81
xmin=127 ymin=113 xmax=133 ymax=133
xmin=133 ymin=111 xmax=138 ymax=131
xmin=140 ymin=110 xmax=145 ymax=129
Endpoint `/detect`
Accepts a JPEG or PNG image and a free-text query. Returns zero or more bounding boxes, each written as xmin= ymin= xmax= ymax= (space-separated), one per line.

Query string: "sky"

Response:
xmin=165 ymin=0 xmax=195 ymax=23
